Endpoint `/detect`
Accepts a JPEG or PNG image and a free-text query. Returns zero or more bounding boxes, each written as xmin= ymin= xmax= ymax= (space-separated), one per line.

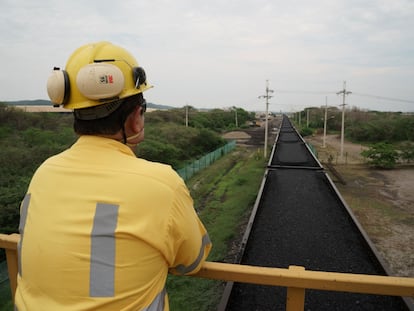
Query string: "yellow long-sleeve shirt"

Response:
xmin=15 ymin=135 xmax=211 ymax=311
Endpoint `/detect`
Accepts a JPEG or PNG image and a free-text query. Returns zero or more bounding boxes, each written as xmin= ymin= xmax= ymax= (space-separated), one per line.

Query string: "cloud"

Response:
xmin=0 ymin=0 xmax=413 ymax=111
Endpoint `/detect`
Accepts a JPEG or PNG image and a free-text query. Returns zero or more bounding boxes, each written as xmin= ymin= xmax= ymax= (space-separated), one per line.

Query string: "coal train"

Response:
xmin=221 ymin=115 xmax=412 ymax=310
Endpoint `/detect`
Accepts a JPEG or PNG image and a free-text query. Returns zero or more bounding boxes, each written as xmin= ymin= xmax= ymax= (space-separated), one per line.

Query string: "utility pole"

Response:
xmin=323 ymin=96 xmax=327 ymax=148
xmin=259 ymin=80 xmax=274 ymax=157
xmin=185 ymin=104 xmax=189 ymax=127
xmin=234 ymin=107 xmax=238 ymax=127
xmin=336 ymin=81 xmax=352 ymax=162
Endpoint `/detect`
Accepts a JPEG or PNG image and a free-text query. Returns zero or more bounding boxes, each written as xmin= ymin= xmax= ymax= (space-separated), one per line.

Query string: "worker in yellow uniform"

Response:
xmin=15 ymin=41 xmax=212 ymax=311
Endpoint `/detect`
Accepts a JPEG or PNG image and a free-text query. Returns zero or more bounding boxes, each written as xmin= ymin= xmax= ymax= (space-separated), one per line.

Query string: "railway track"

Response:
xmin=220 ymin=115 xmax=412 ymax=310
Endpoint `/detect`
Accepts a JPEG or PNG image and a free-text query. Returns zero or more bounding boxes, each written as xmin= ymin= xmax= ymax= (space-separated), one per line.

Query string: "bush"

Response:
xmin=361 ymin=142 xmax=399 ymax=169
xmin=347 ymin=113 xmax=414 ymax=143
xmin=136 ymin=139 xmax=183 ymax=168
xmin=300 ymin=127 xmax=313 ymax=137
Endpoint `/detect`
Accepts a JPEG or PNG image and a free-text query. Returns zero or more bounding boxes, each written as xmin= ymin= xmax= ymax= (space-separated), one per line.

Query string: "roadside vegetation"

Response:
xmin=295 ymin=107 xmax=414 ymax=168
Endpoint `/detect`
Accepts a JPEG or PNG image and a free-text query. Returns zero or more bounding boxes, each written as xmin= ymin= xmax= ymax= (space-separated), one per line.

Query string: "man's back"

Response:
xmin=15 ymin=136 xmax=211 ymax=311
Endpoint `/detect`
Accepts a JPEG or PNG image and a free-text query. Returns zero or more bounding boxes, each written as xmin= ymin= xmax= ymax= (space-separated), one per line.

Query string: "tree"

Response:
xmin=136 ymin=140 xmax=182 ymax=168
xmin=361 ymin=142 xmax=399 ymax=169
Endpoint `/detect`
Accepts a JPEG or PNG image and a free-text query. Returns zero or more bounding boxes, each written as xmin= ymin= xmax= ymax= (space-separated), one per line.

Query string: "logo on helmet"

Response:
xmin=100 ymin=74 xmax=114 ymax=84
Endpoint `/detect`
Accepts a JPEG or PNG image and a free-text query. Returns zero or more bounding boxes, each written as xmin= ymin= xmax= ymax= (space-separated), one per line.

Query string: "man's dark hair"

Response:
xmin=73 ymin=93 xmax=144 ymax=135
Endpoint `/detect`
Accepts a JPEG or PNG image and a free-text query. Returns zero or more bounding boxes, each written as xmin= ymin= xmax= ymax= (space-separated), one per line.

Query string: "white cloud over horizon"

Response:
xmin=1 ymin=0 xmax=413 ymax=112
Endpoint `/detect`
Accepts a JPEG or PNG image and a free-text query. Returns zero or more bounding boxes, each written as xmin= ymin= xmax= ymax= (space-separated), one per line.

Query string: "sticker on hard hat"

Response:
xmin=76 ymin=63 xmax=125 ymax=100
xmin=99 ymin=75 xmax=114 ymax=84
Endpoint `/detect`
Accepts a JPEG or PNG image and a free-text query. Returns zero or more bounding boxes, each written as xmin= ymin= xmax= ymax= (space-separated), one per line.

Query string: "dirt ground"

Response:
xmin=306 ymin=134 xmax=414 ymax=278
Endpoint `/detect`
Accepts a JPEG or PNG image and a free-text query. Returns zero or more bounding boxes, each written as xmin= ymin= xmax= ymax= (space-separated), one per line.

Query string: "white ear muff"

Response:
xmin=47 ymin=68 xmax=69 ymax=105
xmin=76 ymin=63 xmax=125 ymax=100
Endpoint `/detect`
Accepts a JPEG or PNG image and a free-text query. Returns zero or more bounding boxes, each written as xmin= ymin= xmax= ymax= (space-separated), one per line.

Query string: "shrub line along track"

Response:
xmin=219 ymin=116 xmax=413 ymax=310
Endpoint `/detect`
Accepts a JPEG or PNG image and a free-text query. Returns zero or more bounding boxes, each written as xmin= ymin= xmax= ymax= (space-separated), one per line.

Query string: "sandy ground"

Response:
xmin=309 ymin=134 xmax=369 ymax=164
xmin=222 ymin=131 xmax=251 ymax=141
xmin=306 ymin=134 xmax=414 ymax=278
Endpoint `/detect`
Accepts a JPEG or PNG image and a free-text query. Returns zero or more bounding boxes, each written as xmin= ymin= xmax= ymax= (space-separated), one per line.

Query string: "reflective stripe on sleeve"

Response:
xmin=172 ymin=233 xmax=211 ymax=275
xmin=17 ymin=193 xmax=31 ymax=276
xmin=142 ymin=287 xmax=166 ymax=311
xmin=90 ymin=203 xmax=119 ymax=297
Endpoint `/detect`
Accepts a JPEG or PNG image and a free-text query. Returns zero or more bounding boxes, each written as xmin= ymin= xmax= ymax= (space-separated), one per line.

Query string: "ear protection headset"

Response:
xmin=47 ymin=61 xmax=147 ymax=107
xmin=46 ymin=42 xmax=152 ymax=110
xmin=47 ymin=68 xmax=70 ymax=107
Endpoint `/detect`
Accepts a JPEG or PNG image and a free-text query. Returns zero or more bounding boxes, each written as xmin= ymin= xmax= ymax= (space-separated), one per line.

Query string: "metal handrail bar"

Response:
xmin=194 ymin=261 xmax=414 ymax=296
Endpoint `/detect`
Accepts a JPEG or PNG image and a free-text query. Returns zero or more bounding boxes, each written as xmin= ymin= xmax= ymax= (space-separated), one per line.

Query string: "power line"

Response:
xmin=274 ymin=90 xmax=414 ymax=104
xmin=352 ymin=92 xmax=414 ymax=104
xmin=277 ymin=90 xmax=335 ymax=95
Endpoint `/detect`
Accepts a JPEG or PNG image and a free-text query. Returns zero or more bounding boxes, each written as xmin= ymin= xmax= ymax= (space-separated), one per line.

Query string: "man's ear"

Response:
xmin=126 ymin=105 xmax=143 ymax=133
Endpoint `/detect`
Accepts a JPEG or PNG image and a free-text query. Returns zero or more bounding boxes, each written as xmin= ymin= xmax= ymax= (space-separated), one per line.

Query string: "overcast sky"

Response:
xmin=1 ymin=0 xmax=413 ymax=112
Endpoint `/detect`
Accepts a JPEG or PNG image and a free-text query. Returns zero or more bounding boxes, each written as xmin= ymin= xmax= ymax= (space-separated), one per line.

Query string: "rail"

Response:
xmin=0 ymin=233 xmax=19 ymax=303
xmin=1 ymin=233 xmax=413 ymax=310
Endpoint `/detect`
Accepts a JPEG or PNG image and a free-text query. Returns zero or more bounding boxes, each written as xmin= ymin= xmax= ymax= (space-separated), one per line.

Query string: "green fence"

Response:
xmin=177 ymin=140 xmax=236 ymax=181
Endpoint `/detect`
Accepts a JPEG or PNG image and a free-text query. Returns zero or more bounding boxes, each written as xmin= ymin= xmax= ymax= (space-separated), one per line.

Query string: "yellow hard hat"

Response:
xmin=47 ymin=41 xmax=152 ymax=109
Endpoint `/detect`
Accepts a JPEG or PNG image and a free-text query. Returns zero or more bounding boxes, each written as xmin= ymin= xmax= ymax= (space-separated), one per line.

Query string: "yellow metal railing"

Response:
xmin=0 ymin=233 xmax=19 ymax=302
xmin=1 ymin=233 xmax=413 ymax=310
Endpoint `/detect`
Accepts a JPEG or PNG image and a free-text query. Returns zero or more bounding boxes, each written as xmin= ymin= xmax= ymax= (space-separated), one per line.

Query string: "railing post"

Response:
xmin=0 ymin=233 xmax=20 ymax=302
xmin=5 ymin=248 xmax=18 ymax=301
xmin=286 ymin=266 xmax=306 ymax=311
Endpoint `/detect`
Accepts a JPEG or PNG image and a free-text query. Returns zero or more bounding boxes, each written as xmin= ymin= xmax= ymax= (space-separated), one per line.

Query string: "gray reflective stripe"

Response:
xmin=17 ymin=193 xmax=31 ymax=276
xmin=90 ymin=203 xmax=119 ymax=297
xmin=173 ymin=233 xmax=211 ymax=275
xmin=142 ymin=287 xmax=166 ymax=311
